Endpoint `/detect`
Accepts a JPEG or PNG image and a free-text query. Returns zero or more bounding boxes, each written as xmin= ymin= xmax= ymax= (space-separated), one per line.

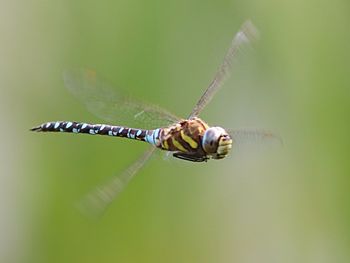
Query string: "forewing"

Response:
xmin=77 ymin=146 xmax=156 ymax=218
xmin=63 ymin=69 xmax=180 ymax=129
xmin=228 ymin=128 xmax=283 ymax=147
xmin=189 ymin=20 xmax=259 ymax=118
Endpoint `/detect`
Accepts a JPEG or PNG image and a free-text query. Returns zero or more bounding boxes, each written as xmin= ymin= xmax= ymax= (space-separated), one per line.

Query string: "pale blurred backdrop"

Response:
xmin=1 ymin=0 xmax=350 ymax=262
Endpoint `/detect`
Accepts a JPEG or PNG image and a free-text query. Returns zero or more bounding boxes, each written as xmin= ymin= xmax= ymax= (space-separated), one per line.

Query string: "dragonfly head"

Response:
xmin=202 ymin=127 xmax=232 ymax=159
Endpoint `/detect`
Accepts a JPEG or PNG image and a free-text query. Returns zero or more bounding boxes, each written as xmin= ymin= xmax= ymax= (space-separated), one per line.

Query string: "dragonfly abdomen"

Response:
xmin=31 ymin=121 xmax=158 ymax=144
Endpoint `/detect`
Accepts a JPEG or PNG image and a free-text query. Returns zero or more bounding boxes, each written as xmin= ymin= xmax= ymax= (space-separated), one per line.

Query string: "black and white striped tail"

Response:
xmin=30 ymin=121 xmax=159 ymax=144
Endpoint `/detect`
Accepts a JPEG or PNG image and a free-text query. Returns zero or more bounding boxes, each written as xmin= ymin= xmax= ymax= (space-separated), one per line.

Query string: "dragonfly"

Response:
xmin=31 ymin=20 xmax=277 ymax=216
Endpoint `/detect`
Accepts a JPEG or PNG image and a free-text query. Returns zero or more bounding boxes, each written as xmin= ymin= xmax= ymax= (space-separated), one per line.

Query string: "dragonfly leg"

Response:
xmin=173 ymin=152 xmax=209 ymax=162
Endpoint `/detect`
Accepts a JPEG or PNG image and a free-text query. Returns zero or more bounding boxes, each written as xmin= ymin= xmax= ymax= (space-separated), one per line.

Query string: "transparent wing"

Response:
xmin=189 ymin=20 xmax=259 ymax=118
xmin=63 ymin=69 xmax=181 ymax=129
xmin=77 ymin=146 xmax=156 ymax=218
xmin=228 ymin=128 xmax=283 ymax=147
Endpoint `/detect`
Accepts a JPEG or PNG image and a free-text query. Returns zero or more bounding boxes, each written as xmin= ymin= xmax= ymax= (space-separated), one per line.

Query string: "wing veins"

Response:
xmin=63 ymin=69 xmax=180 ymax=129
xmin=77 ymin=146 xmax=156 ymax=218
xmin=189 ymin=20 xmax=259 ymax=118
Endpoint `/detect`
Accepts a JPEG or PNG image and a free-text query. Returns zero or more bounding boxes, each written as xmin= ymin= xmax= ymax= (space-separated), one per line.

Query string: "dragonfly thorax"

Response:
xmin=202 ymin=127 xmax=232 ymax=159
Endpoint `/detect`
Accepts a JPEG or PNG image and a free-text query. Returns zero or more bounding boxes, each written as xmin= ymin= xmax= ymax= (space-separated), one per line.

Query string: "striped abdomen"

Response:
xmin=31 ymin=121 xmax=162 ymax=146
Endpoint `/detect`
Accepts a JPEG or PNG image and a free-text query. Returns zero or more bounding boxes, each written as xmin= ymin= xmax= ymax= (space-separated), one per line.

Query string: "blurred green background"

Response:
xmin=2 ymin=0 xmax=350 ymax=262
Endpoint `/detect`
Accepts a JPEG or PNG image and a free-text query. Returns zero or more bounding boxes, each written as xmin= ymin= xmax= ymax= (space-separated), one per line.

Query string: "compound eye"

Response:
xmin=202 ymin=128 xmax=221 ymax=154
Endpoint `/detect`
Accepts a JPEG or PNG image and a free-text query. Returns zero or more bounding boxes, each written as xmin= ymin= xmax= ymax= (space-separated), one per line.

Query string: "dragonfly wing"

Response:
xmin=77 ymin=146 xmax=156 ymax=218
xmin=63 ymin=69 xmax=181 ymax=129
xmin=228 ymin=128 xmax=283 ymax=147
xmin=189 ymin=20 xmax=259 ymax=118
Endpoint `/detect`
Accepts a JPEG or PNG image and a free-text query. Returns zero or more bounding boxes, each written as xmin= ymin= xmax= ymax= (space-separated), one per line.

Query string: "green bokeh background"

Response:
xmin=2 ymin=0 xmax=350 ymax=262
